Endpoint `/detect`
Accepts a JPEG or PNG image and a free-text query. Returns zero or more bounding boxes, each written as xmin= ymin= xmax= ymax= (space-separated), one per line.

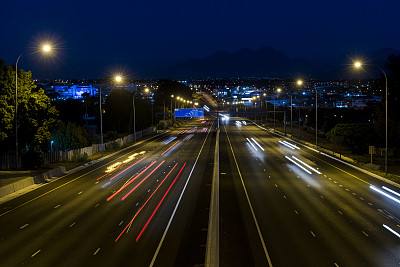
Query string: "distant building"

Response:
xmin=55 ymin=84 xmax=95 ymax=99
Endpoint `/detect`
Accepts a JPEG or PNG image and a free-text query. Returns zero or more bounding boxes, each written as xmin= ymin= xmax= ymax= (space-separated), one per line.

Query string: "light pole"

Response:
xmin=315 ymin=86 xmax=318 ymax=147
xmin=170 ymin=95 xmax=174 ymax=122
xmin=354 ymin=61 xmax=388 ymax=175
xmin=274 ymin=88 xmax=281 ymax=131
xmin=145 ymin=88 xmax=153 ymax=126
xmin=99 ymin=75 xmax=123 ymax=157
xmin=99 ymin=83 xmax=104 ymax=156
xmin=297 ymin=80 xmax=303 ymax=139
xmin=15 ymin=44 xmax=52 ymax=169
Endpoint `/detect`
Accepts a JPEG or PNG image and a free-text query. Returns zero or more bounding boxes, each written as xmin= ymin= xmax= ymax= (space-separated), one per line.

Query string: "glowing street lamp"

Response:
xmin=99 ymin=75 xmax=124 ymax=156
xmin=274 ymin=88 xmax=281 ymax=131
xmin=354 ymin=61 xmax=388 ymax=175
xmin=297 ymin=80 xmax=303 ymax=139
xmin=15 ymin=43 xmax=52 ymax=169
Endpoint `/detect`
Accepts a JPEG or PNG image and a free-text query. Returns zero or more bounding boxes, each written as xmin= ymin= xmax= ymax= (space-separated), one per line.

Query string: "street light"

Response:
xmin=15 ymin=44 xmax=52 ymax=169
xmin=297 ymin=80 xmax=303 ymax=139
xmin=99 ymin=75 xmax=123 ymax=157
xmin=315 ymin=86 xmax=318 ymax=147
xmin=144 ymin=88 xmax=153 ymax=125
xmin=354 ymin=61 xmax=388 ymax=175
xmin=274 ymin=88 xmax=281 ymax=131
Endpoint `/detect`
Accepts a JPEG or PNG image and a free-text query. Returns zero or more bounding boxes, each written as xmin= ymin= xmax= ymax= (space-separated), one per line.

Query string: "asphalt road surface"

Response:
xmin=2 ymin=117 xmax=400 ymax=266
xmin=219 ymin=117 xmax=400 ymax=266
xmin=0 ymin=119 xmax=215 ymax=267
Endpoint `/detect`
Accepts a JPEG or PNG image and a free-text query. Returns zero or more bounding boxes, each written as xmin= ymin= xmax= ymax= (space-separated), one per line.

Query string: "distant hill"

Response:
xmin=141 ymin=46 xmax=319 ymax=79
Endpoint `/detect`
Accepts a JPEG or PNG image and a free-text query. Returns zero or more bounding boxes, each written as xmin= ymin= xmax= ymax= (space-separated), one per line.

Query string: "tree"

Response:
xmin=52 ymin=122 xmax=90 ymax=150
xmin=326 ymin=123 xmax=376 ymax=154
xmin=0 ymin=59 xmax=58 ymax=153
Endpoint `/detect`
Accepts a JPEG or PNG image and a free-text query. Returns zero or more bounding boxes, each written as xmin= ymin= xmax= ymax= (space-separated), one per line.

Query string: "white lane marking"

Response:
xmin=294 ymin=210 xmax=299 ymax=215
xmin=94 ymin=248 xmax=100 ymax=255
xmin=352 ymin=193 xmax=357 ymax=196
xmin=362 ymin=231 xmax=369 ymax=237
xmin=20 ymin=224 xmax=29 ymax=229
xmin=78 ymin=191 xmax=83 ymax=195
xmin=31 ymin=250 xmax=41 ymax=257
xmin=311 ymin=231 xmax=316 ymax=237
xmin=283 ymin=195 xmax=287 ymax=199
xmin=339 ymin=184 xmax=343 ymax=187
xmin=54 ymin=205 xmax=61 ymax=209
xmin=383 ymin=224 xmax=400 ymax=238
xmin=320 ymin=196 xmax=324 ymax=199
xmin=307 ymin=185 xmax=311 ymax=188
xmin=334 ymin=263 xmax=340 ymax=267
xmin=119 ymin=221 xmax=124 ymax=226
xmin=334 ymin=181 xmax=337 ymax=184
xmin=95 ymin=181 xmax=99 ymax=184
xmin=95 ymin=204 xmax=99 ymax=208
xmin=148 ymin=189 xmax=151 ymax=192
xmin=136 ymin=202 xmax=139 ymax=206
xmin=275 ymin=184 xmax=278 ymax=188
xmin=360 ymin=197 xmax=364 ymax=201
xmin=324 ymin=175 xmax=327 ymax=177
xmin=69 ymin=222 xmax=76 ymax=228
xmin=338 ymin=210 xmax=343 ymax=215
xmin=368 ymin=202 xmax=373 ymax=206
xmin=329 ymin=178 xmax=332 ymax=180
xmin=221 ymin=173 xmax=227 ymax=175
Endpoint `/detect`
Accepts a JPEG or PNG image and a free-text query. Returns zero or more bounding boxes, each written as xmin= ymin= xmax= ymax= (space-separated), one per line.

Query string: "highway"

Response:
xmin=219 ymin=117 xmax=400 ymax=266
xmin=0 ymin=119 xmax=216 ymax=267
xmin=2 ymin=116 xmax=400 ymax=266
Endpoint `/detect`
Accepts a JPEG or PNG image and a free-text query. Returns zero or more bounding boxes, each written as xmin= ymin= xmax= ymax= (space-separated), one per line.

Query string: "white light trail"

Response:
xmin=292 ymin=156 xmax=321 ymax=174
xmin=383 ymin=224 xmax=400 ymax=238
xmin=251 ymin=138 xmax=264 ymax=151
xmin=246 ymin=138 xmax=258 ymax=151
xmin=382 ymin=186 xmax=400 ymax=198
xmin=163 ymin=137 xmax=177 ymax=145
xmin=370 ymin=185 xmax=400 ymax=205
xmin=279 ymin=141 xmax=295 ymax=150
xmin=285 ymin=156 xmax=312 ymax=174
xmin=282 ymin=140 xmax=300 ymax=149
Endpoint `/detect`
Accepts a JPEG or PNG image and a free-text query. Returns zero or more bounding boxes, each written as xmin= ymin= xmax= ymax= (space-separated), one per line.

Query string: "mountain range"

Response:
xmin=140 ymin=46 xmax=400 ymax=80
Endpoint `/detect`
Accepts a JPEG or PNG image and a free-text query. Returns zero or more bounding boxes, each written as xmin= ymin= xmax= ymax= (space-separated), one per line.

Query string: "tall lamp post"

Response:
xmin=15 ymin=44 xmax=52 ymax=169
xmin=171 ymin=95 xmax=174 ymax=123
xmin=315 ymin=86 xmax=318 ymax=147
xmin=354 ymin=61 xmax=388 ymax=175
xmin=274 ymin=88 xmax=281 ymax=131
xmin=99 ymin=75 xmax=123 ymax=157
xmin=297 ymin=80 xmax=303 ymax=139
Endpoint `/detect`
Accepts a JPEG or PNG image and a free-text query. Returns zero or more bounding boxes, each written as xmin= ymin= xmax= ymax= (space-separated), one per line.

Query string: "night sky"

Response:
xmin=1 ymin=0 xmax=400 ymax=78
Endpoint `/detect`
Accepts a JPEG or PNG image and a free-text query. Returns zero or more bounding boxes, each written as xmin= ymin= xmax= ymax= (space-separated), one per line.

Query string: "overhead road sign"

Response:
xmin=175 ymin=108 xmax=204 ymax=118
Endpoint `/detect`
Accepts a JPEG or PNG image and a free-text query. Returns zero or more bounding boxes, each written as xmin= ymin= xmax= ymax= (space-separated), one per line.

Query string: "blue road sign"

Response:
xmin=174 ymin=108 xmax=204 ymax=118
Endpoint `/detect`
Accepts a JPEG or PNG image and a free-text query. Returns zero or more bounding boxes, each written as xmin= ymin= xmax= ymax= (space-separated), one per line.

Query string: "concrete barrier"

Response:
xmin=0 ymin=166 xmax=66 ymax=198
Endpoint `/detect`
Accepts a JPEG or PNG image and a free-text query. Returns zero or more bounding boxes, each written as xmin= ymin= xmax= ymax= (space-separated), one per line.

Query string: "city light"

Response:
xmin=42 ymin=44 xmax=51 ymax=52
